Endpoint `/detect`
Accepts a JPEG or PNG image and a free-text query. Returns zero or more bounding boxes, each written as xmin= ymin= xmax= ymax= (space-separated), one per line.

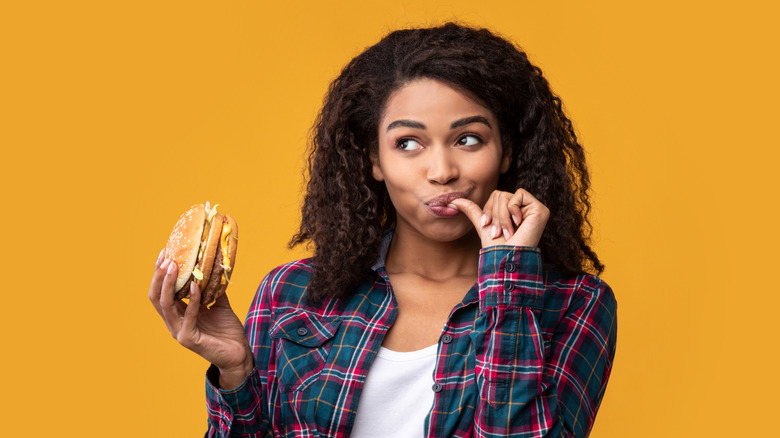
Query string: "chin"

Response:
xmin=407 ymin=217 xmax=478 ymax=244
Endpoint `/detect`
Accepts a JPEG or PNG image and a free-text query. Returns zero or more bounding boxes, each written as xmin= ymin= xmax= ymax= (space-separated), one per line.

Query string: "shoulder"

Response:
xmin=254 ymin=258 xmax=383 ymax=314
xmin=253 ymin=258 xmax=317 ymax=313
xmin=543 ymin=268 xmax=616 ymax=311
xmin=540 ymin=269 xmax=617 ymax=342
xmin=539 ymin=269 xmax=617 ymax=365
xmin=260 ymin=258 xmax=315 ymax=291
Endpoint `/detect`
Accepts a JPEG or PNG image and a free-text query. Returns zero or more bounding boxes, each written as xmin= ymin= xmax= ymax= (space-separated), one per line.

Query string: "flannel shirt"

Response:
xmin=204 ymin=234 xmax=617 ymax=437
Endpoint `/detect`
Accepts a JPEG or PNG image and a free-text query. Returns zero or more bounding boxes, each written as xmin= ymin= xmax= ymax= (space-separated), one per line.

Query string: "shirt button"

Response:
xmin=432 ymin=382 xmax=443 ymax=393
xmin=296 ymin=327 xmax=309 ymax=336
xmin=505 ymin=262 xmax=517 ymax=273
xmin=441 ymin=334 xmax=453 ymax=344
xmin=503 ymin=281 xmax=515 ymax=292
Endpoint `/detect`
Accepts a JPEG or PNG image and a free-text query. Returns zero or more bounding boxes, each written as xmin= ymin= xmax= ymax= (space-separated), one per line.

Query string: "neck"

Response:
xmin=385 ymin=226 xmax=481 ymax=280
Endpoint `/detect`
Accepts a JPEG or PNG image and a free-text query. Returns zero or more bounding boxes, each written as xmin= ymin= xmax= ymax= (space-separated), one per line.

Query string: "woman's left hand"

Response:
xmin=450 ymin=188 xmax=550 ymax=249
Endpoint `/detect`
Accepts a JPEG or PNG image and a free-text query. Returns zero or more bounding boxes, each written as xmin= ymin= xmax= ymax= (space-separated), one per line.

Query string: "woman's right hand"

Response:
xmin=149 ymin=250 xmax=254 ymax=389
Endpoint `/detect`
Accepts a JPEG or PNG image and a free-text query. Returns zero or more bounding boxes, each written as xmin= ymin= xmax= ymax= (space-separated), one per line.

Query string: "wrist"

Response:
xmin=217 ymin=350 xmax=254 ymax=390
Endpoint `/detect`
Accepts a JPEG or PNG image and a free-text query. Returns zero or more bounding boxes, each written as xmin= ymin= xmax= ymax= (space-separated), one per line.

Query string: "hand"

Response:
xmin=149 ymin=251 xmax=253 ymax=389
xmin=450 ymin=188 xmax=550 ymax=249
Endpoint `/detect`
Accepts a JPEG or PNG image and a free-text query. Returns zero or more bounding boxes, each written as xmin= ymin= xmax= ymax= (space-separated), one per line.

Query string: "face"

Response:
xmin=372 ymin=78 xmax=511 ymax=243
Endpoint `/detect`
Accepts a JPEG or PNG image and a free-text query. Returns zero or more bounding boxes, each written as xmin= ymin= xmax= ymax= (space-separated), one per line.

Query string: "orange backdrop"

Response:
xmin=2 ymin=1 xmax=778 ymax=436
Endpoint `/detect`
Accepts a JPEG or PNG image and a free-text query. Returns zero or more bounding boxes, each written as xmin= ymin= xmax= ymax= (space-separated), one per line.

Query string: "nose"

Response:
xmin=426 ymin=146 xmax=459 ymax=185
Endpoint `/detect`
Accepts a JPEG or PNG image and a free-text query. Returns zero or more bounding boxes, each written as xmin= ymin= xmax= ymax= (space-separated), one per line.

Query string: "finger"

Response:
xmin=513 ymin=189 xmax=548 ymax=222
xmin=159 ymin=261 xmax=184 ymax=335
xmin=490 ymin=191 xmax=509 ymax=240
xmin=449 ymin=198 xmax=487 ymax=230
xmin=489 ymin=192 xmax=499 ymax=239
xmin=505 ymin=188 xmax=550 ymax=247
xmin=508 ymin=201 xmax=522 ymax=227
xmin=520 ymin=189 xmax=550 ymax=223
xmin=155 ymin=248 xmax=165 ymax=269
xmin=511 ymin=188 xmax=547 ymax=211
xmin=179 ymin=282 xmax=203 ymax=347
xmin=481 ymin=195 xmax=494 ymax=228
xmin=496 ymin=192 xmax=515 ymax=240
xmin=148 ymin=254 xmax=172 ymax=315
xmin=508 ymin=190 xmax=527 ymax=231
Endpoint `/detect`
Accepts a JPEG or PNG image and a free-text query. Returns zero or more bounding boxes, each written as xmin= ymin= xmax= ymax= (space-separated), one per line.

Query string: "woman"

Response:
xmin=150 ymin=23 xmax=617 ymax=437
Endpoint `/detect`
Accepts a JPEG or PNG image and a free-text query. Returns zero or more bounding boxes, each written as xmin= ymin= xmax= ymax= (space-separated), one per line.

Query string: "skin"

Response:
xmin=372 ymin=79 xmax=549 ymax=350
xmin=371 ymin=79 xmax=511 ymax=248
xmin=148 ymin=255 xmax=253 ymax=389
xmin=148 ymin=78 xmax=549 ymax=387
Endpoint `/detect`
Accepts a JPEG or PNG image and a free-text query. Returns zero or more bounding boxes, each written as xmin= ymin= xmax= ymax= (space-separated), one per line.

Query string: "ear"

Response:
xmin=499 ymin=145 xmax=512 ymax=174
xmin=370 ymin=153 xmax=385 ymax=182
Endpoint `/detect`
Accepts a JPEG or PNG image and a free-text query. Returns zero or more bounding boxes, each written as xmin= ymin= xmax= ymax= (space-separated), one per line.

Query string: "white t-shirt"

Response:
xmin=350 ymin=344 xmax=438 ymax=437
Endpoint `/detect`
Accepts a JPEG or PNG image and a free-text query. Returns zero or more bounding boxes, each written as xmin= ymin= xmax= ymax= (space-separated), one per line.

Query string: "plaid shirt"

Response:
xmin=205 ymin=236 xmax=617 ymax=437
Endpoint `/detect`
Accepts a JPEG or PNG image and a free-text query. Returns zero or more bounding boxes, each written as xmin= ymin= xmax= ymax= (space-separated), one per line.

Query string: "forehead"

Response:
xmin=380 ymin=79 xmax=496 ymax=127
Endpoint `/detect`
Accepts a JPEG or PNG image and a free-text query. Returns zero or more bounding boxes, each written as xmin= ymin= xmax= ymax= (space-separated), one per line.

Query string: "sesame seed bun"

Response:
xmin=164 ymin=203 xmax=238 ymax=306
xmin=164 ymin=204 xmax=206 ymax=292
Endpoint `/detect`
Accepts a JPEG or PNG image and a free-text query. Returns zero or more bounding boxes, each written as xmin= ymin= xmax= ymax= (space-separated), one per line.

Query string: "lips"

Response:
xmin=426 ymin=192 xmax=467 ymax=206
xmin=425 ymin=192 xmax=467 ymax=217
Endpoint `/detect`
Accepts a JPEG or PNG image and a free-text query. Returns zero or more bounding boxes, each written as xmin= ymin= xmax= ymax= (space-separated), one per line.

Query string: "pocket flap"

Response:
xmin=270 ymin=310 xmax=341 ymax=348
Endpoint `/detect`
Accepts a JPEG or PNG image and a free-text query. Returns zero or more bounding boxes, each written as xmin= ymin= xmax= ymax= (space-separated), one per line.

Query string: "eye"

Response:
xmin=457 ymin=135 xmax=482 ymax=147
xmin=396 ymin=138 xmax=423 ymax=150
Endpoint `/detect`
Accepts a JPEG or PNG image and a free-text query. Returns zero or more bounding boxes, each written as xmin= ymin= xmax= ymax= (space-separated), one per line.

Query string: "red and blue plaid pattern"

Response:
xmin=205 ymin=244 xmax=616 ymax=437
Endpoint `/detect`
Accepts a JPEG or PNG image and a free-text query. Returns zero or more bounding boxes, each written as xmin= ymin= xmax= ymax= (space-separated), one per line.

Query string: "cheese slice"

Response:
xmin=220 ymin=222 xmax=232 ymax=272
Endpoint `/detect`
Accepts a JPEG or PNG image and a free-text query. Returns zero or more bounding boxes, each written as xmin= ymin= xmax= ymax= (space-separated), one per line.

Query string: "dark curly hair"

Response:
xmin=290 ymin=22 xmax=604 ymax=302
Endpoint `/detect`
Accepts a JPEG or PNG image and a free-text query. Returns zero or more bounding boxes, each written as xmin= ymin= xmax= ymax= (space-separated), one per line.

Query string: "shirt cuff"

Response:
xmin=477 ymin=245 xmax=544 ymax=311
xmin=205 ymin=364 xmax=262 ymax=432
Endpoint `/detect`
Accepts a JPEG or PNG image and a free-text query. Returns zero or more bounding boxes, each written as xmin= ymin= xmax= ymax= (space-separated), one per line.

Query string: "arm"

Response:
xmin=473 ymin=246 xmax=617 ymax=437
xmin=451 ymin=190 xmax=616 ymax=436
xmin=149 ymin=252 xmax=270 ymax=437
xmin=204 ymin=271 xmax=278 ymax=437
xmin=205 ymin=366 xmax=269 ymax=437
xmin=147 ymin=252 xmax=270 ymax=437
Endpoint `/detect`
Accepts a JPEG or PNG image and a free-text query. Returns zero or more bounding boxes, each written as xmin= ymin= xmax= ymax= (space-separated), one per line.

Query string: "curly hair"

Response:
xmin=290 ymin=22 xmax=604 ymax=302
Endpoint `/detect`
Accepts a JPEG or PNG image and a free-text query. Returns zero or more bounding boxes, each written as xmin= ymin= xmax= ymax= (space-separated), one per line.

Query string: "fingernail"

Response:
xmin=512 ymin=215 xmax=520 ymax=225
xmin=166 ymin=260 xmax=176 ymax=274
xmin=503 ymin=228 xmax=511 ymax=240
xmin=448 ymin=203 xmax=458 ymax=210
xmin=160 ymin=258 xmax=171 ymax=270
xmin=480 ymin=214 xmax=488 ymax=228
xmin=491 ymin=225 xmax=498 ymax=239
xmin=156 ymin=249 xmax=165 ymax=267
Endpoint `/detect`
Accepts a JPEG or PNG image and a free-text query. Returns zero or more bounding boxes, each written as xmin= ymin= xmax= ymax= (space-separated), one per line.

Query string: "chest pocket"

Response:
xmin=270 ymin=310 xmax=341 ymax=393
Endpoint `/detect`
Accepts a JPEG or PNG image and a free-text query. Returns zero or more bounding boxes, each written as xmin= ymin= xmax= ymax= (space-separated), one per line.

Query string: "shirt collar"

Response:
xmin=370 ymin=228 xmax=480 ymax=307
xmin=371 ymin=229 xmax=394 ymax=272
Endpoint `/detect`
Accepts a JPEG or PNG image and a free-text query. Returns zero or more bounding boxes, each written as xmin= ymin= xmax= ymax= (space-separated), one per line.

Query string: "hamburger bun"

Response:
xmin=164 ymin=202 xmax=238 ymax=306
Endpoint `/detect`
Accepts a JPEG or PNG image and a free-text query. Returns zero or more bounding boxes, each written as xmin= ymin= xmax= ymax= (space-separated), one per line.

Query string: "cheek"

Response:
xmin=468 ymin=162 xmax=503 ymax=203
xmin=472 ymin=159 xmax=502 ymax=185
xmin=375 ymin=152 xmax=415 ymax=186
xmin=382 ymin=172 xmax=414 ymax=199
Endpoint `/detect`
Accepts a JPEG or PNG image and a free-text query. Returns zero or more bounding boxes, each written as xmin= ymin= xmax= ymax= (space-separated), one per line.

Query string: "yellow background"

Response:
xmin=2 ymin=0 xmax=778 ymax=436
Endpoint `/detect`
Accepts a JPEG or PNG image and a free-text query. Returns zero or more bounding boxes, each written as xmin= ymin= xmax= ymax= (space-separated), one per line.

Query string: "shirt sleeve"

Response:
xmin=471 ymin=246 xmax=617 ymax=438
xmin=205 ymin=366 xmax=268 ymax=437
xmin=204 ymin=272 xmax=277 ymax=438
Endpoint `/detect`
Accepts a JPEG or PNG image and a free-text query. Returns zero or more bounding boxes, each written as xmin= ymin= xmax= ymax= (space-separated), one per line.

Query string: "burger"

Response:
xmin=164 ymin=202 xmax=238 ymax=306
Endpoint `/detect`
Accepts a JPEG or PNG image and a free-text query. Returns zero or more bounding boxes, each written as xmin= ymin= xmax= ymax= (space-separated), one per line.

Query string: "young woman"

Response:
xmin=150 ymin=23 xmax=617 ymax=437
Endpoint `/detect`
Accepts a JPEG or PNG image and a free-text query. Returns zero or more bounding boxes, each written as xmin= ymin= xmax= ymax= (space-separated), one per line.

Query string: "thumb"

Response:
xmin=449 ymin=198 xmax=485 ymax=229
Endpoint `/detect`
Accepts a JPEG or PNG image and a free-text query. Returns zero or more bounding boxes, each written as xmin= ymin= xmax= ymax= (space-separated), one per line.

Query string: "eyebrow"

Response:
xmin=385 ymin=116 xmax=491 ymax=132
xmin=450 ymin=115 xmax=491 ymax=129
xmin=386 ymin=120 xmax=426 ymax=131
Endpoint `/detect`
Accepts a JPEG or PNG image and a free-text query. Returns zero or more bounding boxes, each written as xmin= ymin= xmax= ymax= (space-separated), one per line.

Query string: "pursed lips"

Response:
xmin=425 ymin=192 xmax=467 ymax=207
